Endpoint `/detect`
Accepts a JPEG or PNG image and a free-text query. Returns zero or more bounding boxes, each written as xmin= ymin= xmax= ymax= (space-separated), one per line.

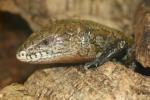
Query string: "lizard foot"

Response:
xmin=84 ymin=59 xmax=100 ymax=70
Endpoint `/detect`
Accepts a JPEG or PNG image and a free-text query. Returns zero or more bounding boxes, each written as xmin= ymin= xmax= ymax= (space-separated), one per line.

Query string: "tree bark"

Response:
xmin=0 ymin=62 xmax=149 ymax=100
xmin=134 ymin=1 xmax=150 ymax=68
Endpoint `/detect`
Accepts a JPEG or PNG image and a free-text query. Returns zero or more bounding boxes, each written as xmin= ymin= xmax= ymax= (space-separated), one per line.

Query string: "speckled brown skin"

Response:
xmin=16 ymin=19 xmax=133 ymax=67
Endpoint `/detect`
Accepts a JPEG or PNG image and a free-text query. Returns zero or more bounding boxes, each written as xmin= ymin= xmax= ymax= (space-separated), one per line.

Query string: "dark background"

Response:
xmin=0 ymin=11 xmax=42 ymax=89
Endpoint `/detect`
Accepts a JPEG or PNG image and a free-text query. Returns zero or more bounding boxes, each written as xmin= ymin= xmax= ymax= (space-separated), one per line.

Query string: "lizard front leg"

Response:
xmin=84 ymin=40 xmax=128 ymax=69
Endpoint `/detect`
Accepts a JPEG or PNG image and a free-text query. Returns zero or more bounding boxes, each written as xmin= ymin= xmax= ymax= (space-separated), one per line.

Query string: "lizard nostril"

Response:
xmin=16 ymin=50 xmax=27 ymax=61
xmin=21 ymin=53 xmax=24 ymax=56
xmin=19 ymin=51 xmax=27 ymax=58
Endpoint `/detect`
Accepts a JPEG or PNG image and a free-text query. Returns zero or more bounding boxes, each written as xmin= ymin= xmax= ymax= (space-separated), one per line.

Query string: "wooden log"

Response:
xmin=134 ymin=1 xmax=150 ymax=68
xmin=0 ymin=62 xmax=150 ymax=100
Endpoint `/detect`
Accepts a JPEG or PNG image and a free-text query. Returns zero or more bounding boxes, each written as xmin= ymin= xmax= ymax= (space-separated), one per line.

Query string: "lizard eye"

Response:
xmin=42 ymin=39 xmax=49 ymax=45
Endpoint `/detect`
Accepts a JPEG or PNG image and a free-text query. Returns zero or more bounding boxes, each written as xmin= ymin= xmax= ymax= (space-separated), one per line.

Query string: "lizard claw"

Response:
xmin=84 ymin=60 xmax=99 ymax=70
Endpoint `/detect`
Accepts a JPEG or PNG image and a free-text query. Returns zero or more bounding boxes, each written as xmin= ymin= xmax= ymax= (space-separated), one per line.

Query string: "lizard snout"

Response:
xmin=16 ymin=51 xmax=28 ymax=62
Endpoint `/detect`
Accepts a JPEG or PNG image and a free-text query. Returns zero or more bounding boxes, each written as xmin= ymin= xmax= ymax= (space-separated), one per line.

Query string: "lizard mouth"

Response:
xmin=16 ymin=50 xmax=50 ymax=62
xmin=16 ymin=50 xmax=92 ymax=64
xmin=16 ymin=50 xmax=76 ymax=63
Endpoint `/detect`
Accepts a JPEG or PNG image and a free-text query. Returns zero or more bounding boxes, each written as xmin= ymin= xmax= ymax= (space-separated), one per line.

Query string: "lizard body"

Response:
xmin=16 ymin=19 xmax=133 ymax=68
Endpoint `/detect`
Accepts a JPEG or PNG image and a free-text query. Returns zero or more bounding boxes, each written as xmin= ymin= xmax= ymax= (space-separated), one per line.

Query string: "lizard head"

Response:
xmin=16 ymin=20 xmax=91 ymax=64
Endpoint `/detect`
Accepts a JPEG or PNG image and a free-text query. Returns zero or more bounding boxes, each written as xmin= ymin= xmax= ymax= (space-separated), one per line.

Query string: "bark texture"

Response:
xmin=0 ymin=83 xmax=34 ymax=100
xmin=0 ymin=62 xmax=150 ymax=100
xmin=134 ymin=1 xmax=150 ymax=68
xmin=0 ymin=0 xmax=142 ymax=33
xmin=25 ymin=62 xmax=150 ymax=100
